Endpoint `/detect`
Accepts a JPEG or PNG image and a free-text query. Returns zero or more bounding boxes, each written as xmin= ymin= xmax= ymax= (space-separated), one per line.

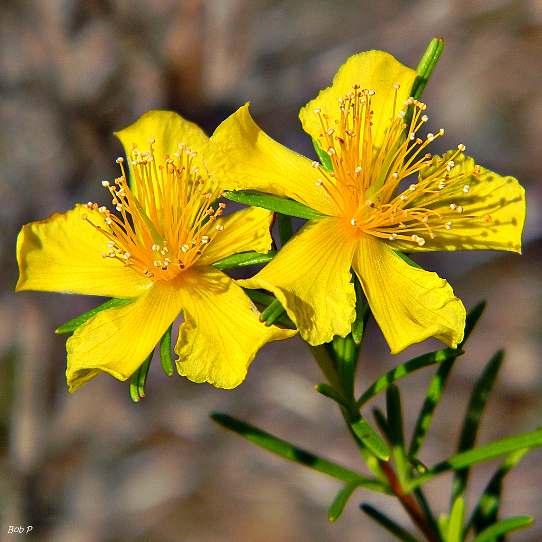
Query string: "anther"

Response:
xmin=101 ymin=180 xmax=110 ymax=187
xmin=463 ymin=185 xmax=470 ymax=193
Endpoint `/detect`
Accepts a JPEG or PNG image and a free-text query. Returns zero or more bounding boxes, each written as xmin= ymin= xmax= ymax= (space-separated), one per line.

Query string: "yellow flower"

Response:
xmin=16 ymin=111 xmax=294 ymax=391
xmin=207 ymin=51 xmax=525 ymax=352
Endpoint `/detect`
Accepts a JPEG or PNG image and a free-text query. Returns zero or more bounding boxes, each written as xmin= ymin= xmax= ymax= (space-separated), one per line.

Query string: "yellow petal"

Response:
xmin=299 ymin=51 xmax=416 ymax=149
xmin=66 ymin=280 xmax=182 ymax=391
xmin=240 ymin=217 xmax=357 ymax=345
xmin=353 ymin=236 xmax=465 ymax=354
xmin=207 ymin=104 xmax=339 ymax=216
xmin=398 ymin=154 xmax=525 ymax=253
xmin=175 ymin=268 xmax=295 ymax=388
xmin=16 ymin=205 xmax=151 ymax=297
xmin=115 ymin=110 xmax=209 ymax=166
xmin=197 ymin=207 xmax=274 ymax=266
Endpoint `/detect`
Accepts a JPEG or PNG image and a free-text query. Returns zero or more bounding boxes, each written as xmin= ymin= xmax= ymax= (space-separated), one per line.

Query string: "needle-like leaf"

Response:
xmin=211 ymin=413 xmax=387 ymax=491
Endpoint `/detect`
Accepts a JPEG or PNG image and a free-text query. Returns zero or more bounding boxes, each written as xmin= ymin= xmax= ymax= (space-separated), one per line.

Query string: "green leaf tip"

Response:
xmin=472 ymin=516 xmax=533 ymax=542
xmin=411 ymin=37 xmax=445 ymax=100
xmin=328 ymin=481 xmax=359 ymax=522
xmin=351 ymin=417 xmax=390 ymax=460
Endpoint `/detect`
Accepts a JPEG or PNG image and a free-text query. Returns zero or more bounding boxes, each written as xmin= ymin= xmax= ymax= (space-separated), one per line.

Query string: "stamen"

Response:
xmin=85 ymin=141 xmax=224 ymax=281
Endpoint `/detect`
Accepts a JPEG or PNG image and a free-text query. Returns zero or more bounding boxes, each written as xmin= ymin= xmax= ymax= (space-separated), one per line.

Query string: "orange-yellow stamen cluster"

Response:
xmin=311 ymin=85 xmax=492 ymax=247
xmin=85 ymin=141 xmax=224 ymax=281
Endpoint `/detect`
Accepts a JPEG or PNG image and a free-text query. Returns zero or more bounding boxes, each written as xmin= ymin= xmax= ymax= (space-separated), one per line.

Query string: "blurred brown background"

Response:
xmin=1 ymin=1 xmax=541 ymax=541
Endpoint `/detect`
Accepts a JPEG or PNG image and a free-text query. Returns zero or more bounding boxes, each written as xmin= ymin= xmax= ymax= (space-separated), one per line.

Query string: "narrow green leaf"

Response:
xmin=462 ymin=301 xmax=486 ymax=344
xmin=351 ymin=417 xmax=390 ymax=460
xmin=467 ymin=448 xmax=528 ymax=536
xmin=277 ymin=214 xmax=293 ymax=245
xmin=451 ymin=351 xmax=504 ymax=503
xmin=328 ymin=481 xmax=359 ymax=522
xmin=313 ymin=138 xmax=333 ymax=171
xmin=261 ymin=298 xmax=286 ymax=326
xmin=447 ymin=497 xmax=465 ymax=542
xmin=411 ymin=37 xmax=445 ymax=100
xmin=414 ymin=488 xmax=440 ymax=540
xmin=211 ymin=413 xmax=387 ymax=491
xmin=315 ymin=383 xmax=351 ymax=411
xmin=359 ymin=348 xmax=461 ymax=407
xmin=360 ymin=504 xmax=418 ymax=542
xmin=408 ymin=428 xmax=542 ymax=490
xmin=472 ymin=516 xmax=533 ymax=542
xmin=129 ymin=352 xmax=153 ymax=403
xmin=213 ymin=251 xmax=275 ymax=270
xmin=373 ymin=408 xmax=393 ymax=443
xmin=408 ymin=302 xmax=486 ymax=456
xmin=159 ymin=325 xmax=174 ymax=376
xmin=387 ymin=386 xmax=409 ymax=486
xmin=386 ymin=385 xmax=405 ymax=448
xmin=55 ymin=297 xmax=134 ymax=334
xmin=224 ymin=190 xmax=324 ymax=220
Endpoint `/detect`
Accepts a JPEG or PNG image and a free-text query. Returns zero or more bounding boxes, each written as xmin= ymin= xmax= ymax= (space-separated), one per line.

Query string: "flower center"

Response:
xmin=311 ymin=85 xmax=492 ymax=247
xmin=85 ymin=141 xmax=224 ymax=281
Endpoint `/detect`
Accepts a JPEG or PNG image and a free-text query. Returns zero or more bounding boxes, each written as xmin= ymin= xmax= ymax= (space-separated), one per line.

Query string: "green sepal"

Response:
xmin=451 ymin=350 xmax=504 ymax=504
xmin=260 ymin=298 xmax=286 ymax=326
xmin=224 ymin=190 xmax=324 ymax=220
xmin=312 ymin=138 xmax=333 ymax=172
xmin=213 ymin=251 xmax=276 ymax=270
xmin=472 ymin=516 xmax=533 ymax=542
xmin=411 ymin=37 xmax=445 ymax=100
xmin=129 ymin=352 xmax=153 ymax=403
xmin=360 ymin=503 xmax=418 ymax=542
xmin=55 ymin=297 xmax=134 ymax=334
xmin=408 ymin=427 xmax=542 ymax=490
xmin=159 ymin=324 xmax=174 ymax=377
xmin=277 ymin=214 xmax=293 ymax=246
xmin=351 ymin=273 xmax=370 ymax=345
xmin=244 ymin=290 xmax=295 ymax=329
xmin=393 ymin=251 xmax=422 ymax=269
xmin=351 ymin=417 xmax=390 ymax=460
xmin=211 ymin=413 xmax=386 ymax=491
